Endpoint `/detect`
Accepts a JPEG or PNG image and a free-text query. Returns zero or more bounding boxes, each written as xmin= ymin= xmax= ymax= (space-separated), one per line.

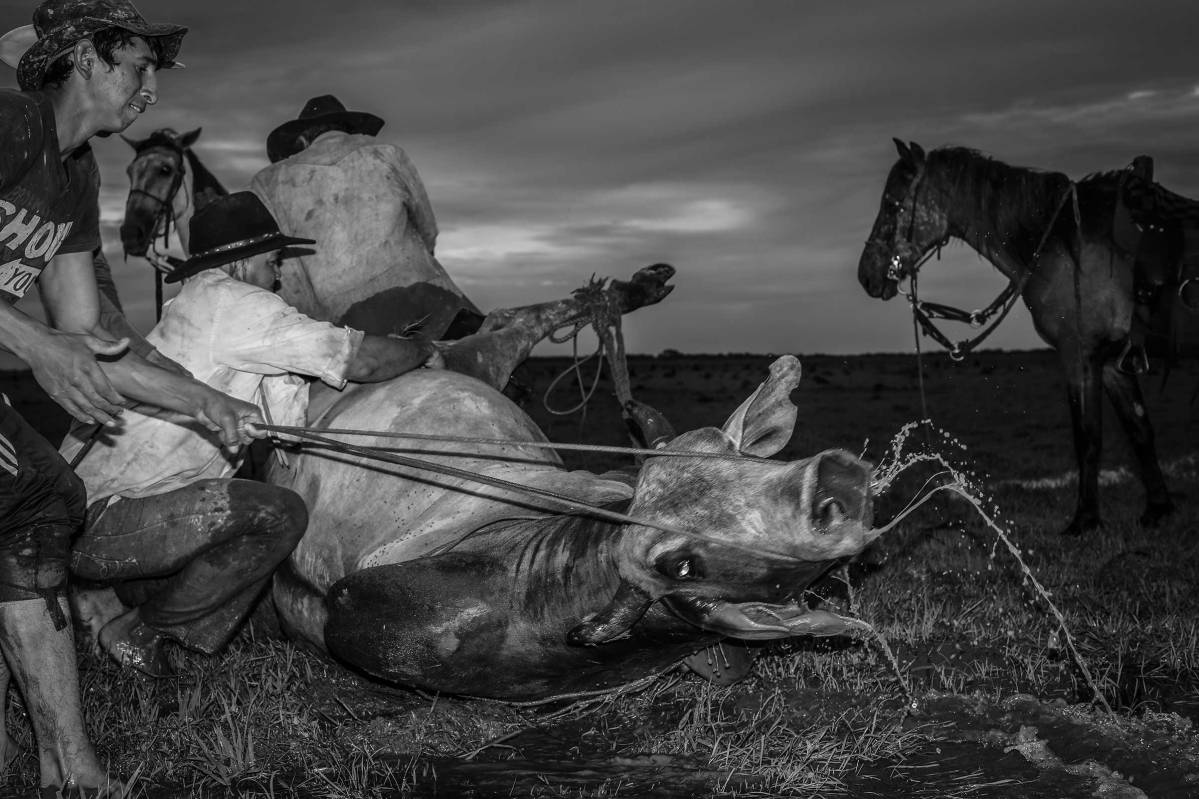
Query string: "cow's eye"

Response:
xmin=656 ymin=552 xmax=703 ymax=581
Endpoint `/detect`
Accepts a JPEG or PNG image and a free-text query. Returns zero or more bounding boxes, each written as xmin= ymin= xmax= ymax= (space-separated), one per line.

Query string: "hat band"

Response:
xmin=192 ymin=232 xmax=279 ymax=260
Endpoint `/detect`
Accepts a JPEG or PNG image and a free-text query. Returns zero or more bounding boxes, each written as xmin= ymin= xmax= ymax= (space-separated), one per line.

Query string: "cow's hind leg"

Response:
xmin=439 ymin=263 xmax=675 ymax=391
xmin=1101 ymin=362 xmax=1175 ymax=527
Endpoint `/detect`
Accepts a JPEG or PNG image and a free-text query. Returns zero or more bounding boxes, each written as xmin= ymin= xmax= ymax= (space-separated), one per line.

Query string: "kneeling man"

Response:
xmin=62 ymin=192 xmax=439 ymax=676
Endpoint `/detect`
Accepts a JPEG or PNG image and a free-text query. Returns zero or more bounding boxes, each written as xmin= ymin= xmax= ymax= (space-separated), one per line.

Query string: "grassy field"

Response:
xmin=1 ymin=349 xmax=1197 ymax=798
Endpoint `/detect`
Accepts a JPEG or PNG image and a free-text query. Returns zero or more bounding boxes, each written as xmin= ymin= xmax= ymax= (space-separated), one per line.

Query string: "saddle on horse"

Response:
xmin=1108 ymin=155 xmax=1199 ymax=373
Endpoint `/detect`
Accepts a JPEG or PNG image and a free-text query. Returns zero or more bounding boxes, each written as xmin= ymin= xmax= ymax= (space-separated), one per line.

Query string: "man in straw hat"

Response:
xmin=1 ymin=2 xmax=267 ymax=794
xmin=251 ymin=94 xmax=485 ymax=344
xmin=62 ymin=190 xmax=440 ymax=682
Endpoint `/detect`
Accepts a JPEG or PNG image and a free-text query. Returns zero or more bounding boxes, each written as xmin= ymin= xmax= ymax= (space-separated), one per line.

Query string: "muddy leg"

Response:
xmin=0 ymin=599 xmax=121 ymax=794
xmin=439 ymin=263 xmax=675 ymax=391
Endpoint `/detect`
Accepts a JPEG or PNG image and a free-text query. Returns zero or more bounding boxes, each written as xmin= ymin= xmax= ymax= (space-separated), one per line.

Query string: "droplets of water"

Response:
xmin=861 ymin=418 xmax=1114 ymax=716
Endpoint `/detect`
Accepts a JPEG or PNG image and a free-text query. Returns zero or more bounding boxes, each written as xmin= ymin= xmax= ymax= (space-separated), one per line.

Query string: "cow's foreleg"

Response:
xmin=438 ymin=263 xmax=675 ymax=391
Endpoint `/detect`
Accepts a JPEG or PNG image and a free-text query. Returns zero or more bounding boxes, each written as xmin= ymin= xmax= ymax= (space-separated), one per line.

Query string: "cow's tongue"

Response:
xmin=705 ymin=601 xmax=873 ymax=640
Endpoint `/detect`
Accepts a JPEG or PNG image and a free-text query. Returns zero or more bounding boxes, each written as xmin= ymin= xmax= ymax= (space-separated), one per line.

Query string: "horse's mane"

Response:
xmin=183 ymin=149 xmax=228 ymax=213
xmin=927 ymin=146 xmax=1074 ymax=257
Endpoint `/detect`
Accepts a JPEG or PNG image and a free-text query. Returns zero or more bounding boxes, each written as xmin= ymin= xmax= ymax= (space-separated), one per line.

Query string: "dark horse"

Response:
xmin=858 ymin=139 xmax=1192 ymax=536
xmin=120 ymin=128 xmax=228 ymax=311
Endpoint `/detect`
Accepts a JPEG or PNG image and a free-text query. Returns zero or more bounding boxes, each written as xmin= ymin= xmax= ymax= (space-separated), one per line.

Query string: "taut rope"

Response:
xmin=256 ymin=422 xmax=818 ymax=564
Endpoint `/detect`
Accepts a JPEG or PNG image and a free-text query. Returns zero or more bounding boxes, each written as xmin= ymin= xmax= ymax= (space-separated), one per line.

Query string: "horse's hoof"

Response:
xmin=1139 ymin=501 xmax=1176 ymax=528
xmin=683 ymin=641 xmax=757 ymax=686
xmin=1061 ymin=516 xmax=1102 ymax=537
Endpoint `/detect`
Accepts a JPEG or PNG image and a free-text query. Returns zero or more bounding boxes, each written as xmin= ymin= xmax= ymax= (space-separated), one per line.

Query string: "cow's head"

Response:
xmin=569 ymin=356 xmax=875 ymax=645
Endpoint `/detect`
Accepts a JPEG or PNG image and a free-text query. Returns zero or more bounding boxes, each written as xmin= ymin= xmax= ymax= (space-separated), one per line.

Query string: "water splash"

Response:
xmin=863 ymin=419 xmax=1114 ymax=716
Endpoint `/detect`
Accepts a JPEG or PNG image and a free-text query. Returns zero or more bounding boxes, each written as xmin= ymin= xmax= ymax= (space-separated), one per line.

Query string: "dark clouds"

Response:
xmin=5 ymin=0 xmax=1199 ymax=355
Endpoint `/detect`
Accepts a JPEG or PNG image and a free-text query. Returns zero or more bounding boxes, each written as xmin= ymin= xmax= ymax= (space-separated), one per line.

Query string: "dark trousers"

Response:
xmin=72 ymin=478 xmax=307 ymax=653
xmin=0 ymin=400 xmax=84 ymax=607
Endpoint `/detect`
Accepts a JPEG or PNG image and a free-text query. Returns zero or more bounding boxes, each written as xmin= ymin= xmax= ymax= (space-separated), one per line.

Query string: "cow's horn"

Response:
xmin=566 ymin=580 xmax=653 ymax=646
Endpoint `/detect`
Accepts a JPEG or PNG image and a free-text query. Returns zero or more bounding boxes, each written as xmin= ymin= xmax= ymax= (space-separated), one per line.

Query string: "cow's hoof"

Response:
xmin=624 ymin=399 xmax=676 ymax=449
xmin=683 ymin=641 xmax=757 ymax=686
xmin=98 ymin=611 xmax=173 ymax=679
xmin=1140 ymin=500 xmax=1176 ymax=528
xmin=609 ymin=263 xmax=676 ymax=311
xmin=1061 ymin=515 xmax=1102 ymax=537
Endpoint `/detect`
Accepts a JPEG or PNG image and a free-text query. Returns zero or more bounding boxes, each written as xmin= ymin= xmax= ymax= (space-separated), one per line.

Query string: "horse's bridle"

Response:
xmin=884 ymin=161 xmax=948 ymax=289
xmin=132 ymin=144 xmax=189 ymax=275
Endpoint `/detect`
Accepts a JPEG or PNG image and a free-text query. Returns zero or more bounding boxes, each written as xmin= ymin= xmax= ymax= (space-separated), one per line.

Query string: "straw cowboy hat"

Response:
xmin=266 ymin=94 xmax=384 ymax=164
xmin=0 ymin=0 xmax=185 ymax=90
xmin=168 ymin=192 xmax=315 ymax=283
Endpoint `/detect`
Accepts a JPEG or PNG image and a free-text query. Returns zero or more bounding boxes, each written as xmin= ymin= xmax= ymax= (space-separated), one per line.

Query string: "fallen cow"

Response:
xmin=269 ymin=355 xmax=877 ymax=700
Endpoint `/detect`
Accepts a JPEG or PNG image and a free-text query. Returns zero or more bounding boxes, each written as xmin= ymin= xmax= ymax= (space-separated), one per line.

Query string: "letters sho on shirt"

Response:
xmin=0 ymin=90 xmax=101 ymax=305
xmin=60 ymin=269 xmax=364 ymax=503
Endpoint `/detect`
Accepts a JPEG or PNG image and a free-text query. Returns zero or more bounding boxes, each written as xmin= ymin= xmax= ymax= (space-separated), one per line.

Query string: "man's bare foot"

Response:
xmin=70 ymin=585 xmax=130 ymax=657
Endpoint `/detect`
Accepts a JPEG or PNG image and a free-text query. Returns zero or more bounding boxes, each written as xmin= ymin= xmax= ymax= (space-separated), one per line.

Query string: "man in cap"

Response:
xmin=250 ymin=94 xmax=484 ymax=342
xmin=64 ymin=191 xmax=439 ymax=682
xmin=0 ymin=2 xmax=266 ymax=794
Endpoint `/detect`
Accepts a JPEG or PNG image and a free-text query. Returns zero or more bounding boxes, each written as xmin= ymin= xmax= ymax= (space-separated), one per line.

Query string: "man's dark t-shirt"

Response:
xmin=0 ymin=89 xmax=100 ymax=307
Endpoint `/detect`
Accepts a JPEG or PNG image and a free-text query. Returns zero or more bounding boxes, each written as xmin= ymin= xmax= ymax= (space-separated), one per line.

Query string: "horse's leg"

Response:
xmin=438 ymin=263 xmax=675 ymax=391
xmin=1100 ymin=362 xmax=1175 ymax=527
xmin=1062 ymin=350 xmax=1104 ymax=536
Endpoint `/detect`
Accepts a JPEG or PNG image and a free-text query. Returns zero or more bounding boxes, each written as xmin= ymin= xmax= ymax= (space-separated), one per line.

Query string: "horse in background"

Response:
xmin=120 ymin=128 xmax=229 ymax=314
xmin=857 ymin=139 xmax=1197 ymax=537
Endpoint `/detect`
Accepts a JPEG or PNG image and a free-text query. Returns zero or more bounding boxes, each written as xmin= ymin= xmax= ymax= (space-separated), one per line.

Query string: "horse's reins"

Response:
xmin=885 ymin=161 xmax=1078 ymax=422
xmin=256 ymin=422 xmax=841 ymax=565
xmin=888 ymin=167 xmax=1078 ymax=360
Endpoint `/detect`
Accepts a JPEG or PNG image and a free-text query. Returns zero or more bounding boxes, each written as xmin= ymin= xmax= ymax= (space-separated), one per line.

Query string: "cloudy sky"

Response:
xmin=5 ymin=0 xmax=1199 ymax=358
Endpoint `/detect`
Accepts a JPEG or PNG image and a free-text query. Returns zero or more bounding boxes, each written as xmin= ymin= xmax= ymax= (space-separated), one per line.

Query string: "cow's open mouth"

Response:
xmin=664 ymin=596 xmax=872 ymax=641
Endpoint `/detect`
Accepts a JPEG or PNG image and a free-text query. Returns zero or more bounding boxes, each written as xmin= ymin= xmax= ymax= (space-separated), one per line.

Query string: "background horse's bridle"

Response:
xmin=131 ymin=142 xmax=189 ymax=318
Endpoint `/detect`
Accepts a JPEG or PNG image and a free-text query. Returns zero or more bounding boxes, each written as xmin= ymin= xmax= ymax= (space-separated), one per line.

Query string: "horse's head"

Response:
xmin=569 ymin=356 xmax=876 ymax=645
xmin=120 ymin=127 xmax=200 ymax=257
xmin=858 ymin=138 xmax=950 ymax=300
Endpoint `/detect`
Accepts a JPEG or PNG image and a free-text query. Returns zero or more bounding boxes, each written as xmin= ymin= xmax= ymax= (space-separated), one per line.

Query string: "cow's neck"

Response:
xmin=508 ymin=505 xmax=628 ymax=623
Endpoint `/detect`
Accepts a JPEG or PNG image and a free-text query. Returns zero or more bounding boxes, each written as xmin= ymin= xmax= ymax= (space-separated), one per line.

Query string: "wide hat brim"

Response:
xmin=4 ymin=17 xmax=186 ymax=90
xmin=266 ymin=110 xmax=384 ymax=163
xmin=166 ymin=232 xmax=315 ymax=284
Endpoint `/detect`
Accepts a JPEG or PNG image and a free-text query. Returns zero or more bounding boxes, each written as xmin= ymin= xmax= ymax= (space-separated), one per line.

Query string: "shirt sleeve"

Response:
xmin=0 ymin=93 xmax=42 ymax=190
xmin=214 ymin=283 xmax=364 ymax=388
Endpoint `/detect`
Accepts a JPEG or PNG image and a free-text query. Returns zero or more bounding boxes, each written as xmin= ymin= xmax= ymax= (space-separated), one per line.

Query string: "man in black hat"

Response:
xmin=251 ymin=94 xmax=484 ymax=343
xmin=64 ymin=191 xmax=439 ymax=684
xmin=0 ymin=2 xmax=265 ymax=794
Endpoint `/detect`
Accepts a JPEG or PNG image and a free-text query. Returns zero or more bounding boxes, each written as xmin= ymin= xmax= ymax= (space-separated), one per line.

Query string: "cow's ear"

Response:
xmin=720 ymin=356 xmax=802 ymax=457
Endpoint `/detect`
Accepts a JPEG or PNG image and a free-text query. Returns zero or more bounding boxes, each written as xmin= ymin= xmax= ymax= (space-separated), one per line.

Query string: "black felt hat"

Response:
xmin=168 ymin=192 xmax=315 ymax=283
xmin=1 ymin=0 xmax=186 ymax=91
xmin=266 ymin=94 xmax=384 ymax=163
